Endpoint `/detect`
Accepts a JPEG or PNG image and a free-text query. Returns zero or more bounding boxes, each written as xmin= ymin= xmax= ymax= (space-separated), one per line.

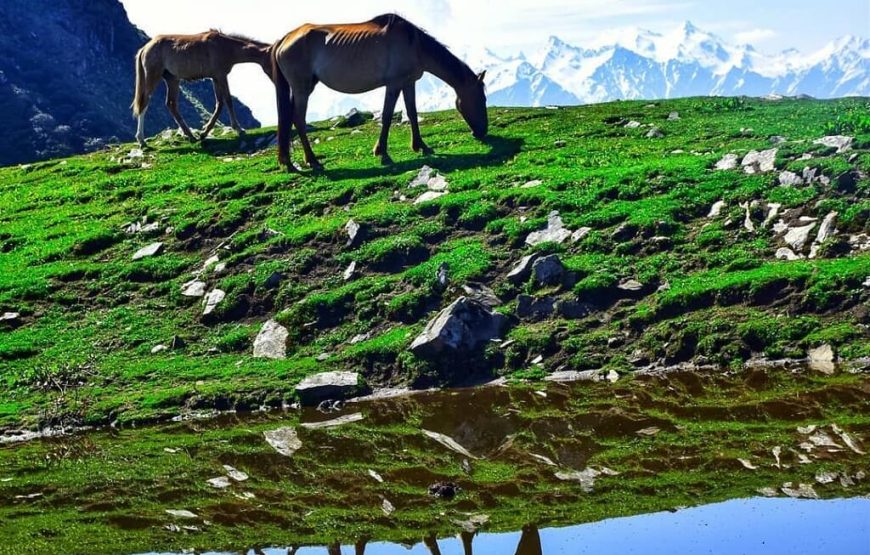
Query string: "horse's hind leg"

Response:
xmin=223 ymin=82 xmax=245 ymax=135
xmin=164 ymin=75 xmax=197 ymax=142
xmin=373 ymin=86 xmax=401 ymax=165
xmin=402 ymin=84 xmax=433 ymax=155
xmin=136 ymin=68 xmax=163 ymax=147
xmin=200 ymin=76 xmax=228 ymax=140
xmin=290 ymin=90 xmax=322 ymax=171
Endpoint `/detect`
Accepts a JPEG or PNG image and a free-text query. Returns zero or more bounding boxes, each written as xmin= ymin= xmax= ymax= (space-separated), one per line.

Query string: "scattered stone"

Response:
xmin=201 ymin=289 xmax=226 ymax=316
xmin=349 ymin=332 xmax=371 ymax=344
xmin=295 ymin=371 xmax=361 ymax=405
xmin=555 ymin=466 xmax=618 ymax=493
xmin=611 ymin=222 xmax=637 ymax=242
xmin=667 ymin=111 xmax=680 ymax=121
xmin=757 ymin=487 xmax=779 ymax=497
xmin=571 ymin=227 xmax=591 ymax=242
xmin=414 ymin=190 xmax=447 ymax=204
xmin=0 ymin=312 xmax=21 ymax=326
xmin=636 ymin=426 xmax=660 ymax=436
xmin=809 ymin=211 xmax=837 ymax=258
xmin=345 ymin=219 xmax=363 ymax=247
xmin=772 ymin=446 xmax=782 ymax=468
xmin=315 ymin=353 xmax=329 ymax=362
xmin=807 ymin=344 xmax=835 ymax=374
xmin=165 ymin=509 xmax=198 ymax=519
xmin=181 ymin=280 xmax=206 ymax=298
xmin=781 ymin=482 xmax=819 ymax=499
xmin=784 ymin=223 xmax=816 ymax=252
xmin=381 ymin=498 xmax=395 ymax=516
xmin=738 ymin=458 xmax=757 ymax=470
xmin=422 ymin=429 xmax=478 ymax=459
xmin=410 ymin=297 xmax=507 ymax=358
xmin=531 ymin=254 xmax=565 ymax=286
xmin=207 ymin=476 xmax=232 ymax=489
xmin=761 ymin=203 xmax=781 ymax=228
xmin=461 ymin=283 xmax=502 ymax=307
xmin=778 ymin=171 xmax=804 ymax=187
xmin=775 ymin=248 xmax=801 ymax=261
xmin=707 ymin=200 xmax=726 ymax=217
xmin=516 ymin=295 xmax=555 ymax=320
xmin=832 ymin=424 xmax=865 ymax=455
xmin=554 ymin=140 xmax=567 ymax=148
xmin=300 ymin=413 xmax=365 ymax=429
xmin=741 ymin=148 xmax=777 ymax=174
xmin=253 ymin=319 xmax=288 ymax=360
xmin=223 ymin=465 xmax=248 ymax=482
xmin=331 ymin=108 xmax=370 ymax=129
xmin=624 ymin=120 xmax=642 ymax=129
xmin=132 ymin=242 xmax=163 ymax=260
xmin=435 ymin=262 xmax=449 ymax=290
xmin=427 ymin=174 xmax=449 ymax=192
xmin=506 ymin=254 xmax=539 ymax=285
xmin=525 ymin=211 xmax=573 ymax=245
xmin=544 ymin=370 xmax=599 ymax=382
xmin=617 ymin=279 xmax=643 ymax=292
xmin=769 ymin=135 xmax=786 ymax=145
xmin=555 ymin=299 xmax=593 ymax=319
xmin=606 ymin=369 xmax=619 ymax=383
xmin=797 ymin=425 xmax=817 ymax=435
xmin=714 ymin=154 xmax=738 ymax=171
xmin=529 ymin=453 xmax=558 ymax=467
xmin=343 ymin=261 xmax=357 ymax=281
xmin=151 ymin=344 xmax=167 ymax=354
xmin=815 ymin=471 xmax=838 ymax=484
xmin=264 ymin=427 xmax=302 ymax=457
xmin=428 ymin=482 xmax=461 ymax=499
xmin=521 ymin=179 xmax=542 ymax=188
xmin=813 ymin=135 xmax=853 ymax=153
xmin=740 ymin=201 xmax=755 ymax=232
xmin=368 ymin=469 xmax=384 ymax=483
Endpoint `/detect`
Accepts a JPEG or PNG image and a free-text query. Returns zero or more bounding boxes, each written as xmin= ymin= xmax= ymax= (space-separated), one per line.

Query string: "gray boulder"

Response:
xmin=253 ymin=319 xmax=289 ymax=360
xmin=345 ymin=219 xmax=363 ymax=247
xmin=555 ymin=299 xmax=594 ymax=319
xmin=506 ymin=253 xmax=539 ymax=285
xmin=531 ymin=255 xmax=565 ymax=286
xmin=525 ymin=211 xmax=572 ymax=246
xmin=410 ymin=297 xmax=508 ymax=358
xmin=132 ymin=242 xmax=163 ymax=260
xmin=516 ymin=295 xmax=555 ymax=320
xmin=295 ymin=371 xmax=362 ymax=405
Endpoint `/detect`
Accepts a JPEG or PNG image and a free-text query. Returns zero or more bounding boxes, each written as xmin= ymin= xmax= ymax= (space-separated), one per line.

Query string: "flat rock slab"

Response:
xmin=741 ymin=148 xmax=777 ymax=174
xmin=525 ymin=211 xmax=572 ymax=246
xmin=295 ymin=371 xmax=362 ymax=405
xmin=264 ymin=427 xmax=302 ymax=457
xmin=300 ymin=412 xmax=365 ymax=429
xmin=202 ymin=289 xmax=226 ymax=316
xmin=506 ymin=254 xmax=539 ymax=285
xmin=181 ymin=280 xmax=206 ymax=298
xmin=714 ymin=154 xmax=738 ymax=171
xmin=813 ymin=135 xmax=853 ymax=153
xmin=414 ymin=190 xmax=447 ymax=204
xmin=132 ymin=242 xmax=163 ymax=260
xmin=422 ymin=429 xmax=479 ymax=459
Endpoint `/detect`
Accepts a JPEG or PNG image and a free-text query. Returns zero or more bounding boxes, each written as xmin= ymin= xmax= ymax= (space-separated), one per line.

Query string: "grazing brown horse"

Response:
xmin=272 ymin=13 xmax=488 ymax=171
xmin=131 ymin=30 xmax=272 ymax=146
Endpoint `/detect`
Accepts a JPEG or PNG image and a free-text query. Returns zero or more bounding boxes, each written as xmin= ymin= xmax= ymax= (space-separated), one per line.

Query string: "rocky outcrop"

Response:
xmin=295 ymin=371 xmax=363 ymax=405
xmin=253 ymin=319 xmax=289 ymax=360
xmin=0 ymin=0 xmax=258 ymax=165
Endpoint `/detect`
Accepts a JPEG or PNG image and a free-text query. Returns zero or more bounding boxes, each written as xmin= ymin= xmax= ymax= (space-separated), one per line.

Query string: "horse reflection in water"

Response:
xmin=307 ymin=524 xmax=542 ymax=555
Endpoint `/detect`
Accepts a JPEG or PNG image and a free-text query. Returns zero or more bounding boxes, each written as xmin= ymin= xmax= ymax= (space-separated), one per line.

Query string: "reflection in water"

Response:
xmin=218 ymin=498 xmax=867 ymax=555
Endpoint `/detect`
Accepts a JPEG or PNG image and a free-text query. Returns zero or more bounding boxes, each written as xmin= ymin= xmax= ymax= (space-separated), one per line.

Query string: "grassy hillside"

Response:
xmin=0 ymin=97 xmax=868 ymax=430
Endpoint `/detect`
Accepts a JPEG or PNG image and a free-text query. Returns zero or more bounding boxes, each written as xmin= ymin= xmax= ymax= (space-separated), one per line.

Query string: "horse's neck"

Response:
xmin=224 ymin=40 xmax=268 ymax=65
xmin=420 ymin=39 xmax=471 ymax=91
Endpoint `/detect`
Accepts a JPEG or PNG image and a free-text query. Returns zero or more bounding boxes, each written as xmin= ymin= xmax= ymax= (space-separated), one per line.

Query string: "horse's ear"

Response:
xmin=477 ymin=70 xmax=486 ymax=83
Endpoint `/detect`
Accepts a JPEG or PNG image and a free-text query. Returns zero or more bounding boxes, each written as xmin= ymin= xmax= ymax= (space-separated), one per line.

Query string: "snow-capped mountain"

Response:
xmin=305 ymin=22 xmax=868 ymax=120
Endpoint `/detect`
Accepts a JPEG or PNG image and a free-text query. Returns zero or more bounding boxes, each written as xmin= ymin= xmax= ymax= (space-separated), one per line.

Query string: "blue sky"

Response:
xmin=119 ymin=0 xmax=869 ymax=123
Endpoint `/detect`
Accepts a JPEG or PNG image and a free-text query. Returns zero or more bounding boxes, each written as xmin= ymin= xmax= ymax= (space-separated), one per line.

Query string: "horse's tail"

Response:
xmin=272 ymin=44 xmax=293 ymax=167
xmin=131 ymin=49 xmax=147 ymax=117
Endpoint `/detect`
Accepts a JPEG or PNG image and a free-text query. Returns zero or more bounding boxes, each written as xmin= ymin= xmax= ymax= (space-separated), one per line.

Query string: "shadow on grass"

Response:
xmin=321 ymin=135 xmax=525 ymax=181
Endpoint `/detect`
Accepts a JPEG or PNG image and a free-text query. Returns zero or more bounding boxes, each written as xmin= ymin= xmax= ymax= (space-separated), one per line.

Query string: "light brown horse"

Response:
xmin=131 ymin=30 xmax=272 ymax=146
xmin=272 ymin=13 xmax=488 ymax=171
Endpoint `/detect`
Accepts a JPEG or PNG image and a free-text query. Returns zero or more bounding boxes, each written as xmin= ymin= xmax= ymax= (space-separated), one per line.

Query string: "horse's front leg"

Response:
xmin=373 ymin=86 xmax=401 ymax=165
xmin=402 ymin=84 xmax=433 ymax=155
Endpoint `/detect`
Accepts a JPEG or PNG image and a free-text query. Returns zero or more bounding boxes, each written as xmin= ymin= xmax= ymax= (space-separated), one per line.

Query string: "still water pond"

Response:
xmin=1 ymin=366 xmax=867 ymax=554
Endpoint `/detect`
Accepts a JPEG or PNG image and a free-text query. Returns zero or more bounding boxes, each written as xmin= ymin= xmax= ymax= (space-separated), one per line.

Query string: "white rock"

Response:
xmin=813 ymin=135 xmax=853 ymax=153
xmin=253 ymin=319 xmax=289 ymax=359
xmin=778 ymin=171 xmax=804 ymax=187
xmin=202 ymin=289 xmax=226 ymax=316
xmin=381 ymin=498 xmax=395 ymax=516
xmin=427 ymin=174 xmax=449 ymax=192
xmin=521 ymin=179 xmax=542 ymax=188
xmin=707 ymin=200 xmax=726 ymax=217
xmin=414 ymin=190 xmax=447 ymax=204
xmin=832 ymin=424 xmax=865 ymax=455
xmin=809 ymin=211 xmax=837 ymax=258
xmin=784 ymin=223 xmax=816 ymax=252
xmin=714 ymin=154 xmax=738 ymax=171
xmin=741 ymin=148 xmax=777 ymax=174
xmin=207 ymin=476 xmax=232 ymax=489
xmin=738 ymin=458 xmax=757 ymax=470
xmin=165 ymin=509 xmax=198 ymax=519
xmin=223 ymin=465 xmax=249 ymax=482
xmin=0 ymin=312 xmax=20 ymax=323
xmin=368 ymin=469 xmax=384 ymax=483
xmin=264 ymin=427 xmax=302 ymax=457
xmin=300 ymin=413 xmax=365 ymax=429
xmin=525 ymin=211 xmax=573 ymax=246
xmin=421 ymin=429 xmax=478 ymax=459
xmin=409 ymin=165 xmax=434 ymax=188
xmin=343 ymin=261 xmax=357 ymax=281
xmin=624 ymin=121 xmax=642 ymax=128
xmin=775 ymin=248 xmax=801 ymax=261
xmin=740 ymin=202 xmax=755 ymax=232
xmin=762 ymin=203 xmax=781 ymax=228
xmin=571 ymin=227 xmax=591 ymax=242
xmin=181 ymin=280 xmax=207 ymax=297
xmin=151 ymin=344 xmax=167 ymax=354
xmin=132 ymin=242 xmax=163 ymax=260
xmin=668 ymin=111 xmax=680 ymax=120
xmin=808 ymin=344 xmax=834 ymax=363
xmin=781 ymin=482 xmax=819 ymax=499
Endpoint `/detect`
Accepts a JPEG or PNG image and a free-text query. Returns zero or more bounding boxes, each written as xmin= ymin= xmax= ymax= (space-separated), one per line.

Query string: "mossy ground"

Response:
xmin=0 ymin=367 xmax=867 ymax=554
xmin=0 ymin=97 xmax=868 ymax=430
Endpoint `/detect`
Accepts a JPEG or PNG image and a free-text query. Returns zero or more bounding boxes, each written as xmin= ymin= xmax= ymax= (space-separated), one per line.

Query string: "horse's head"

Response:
xmin=456 ymin=70 xmax=488 ymax=140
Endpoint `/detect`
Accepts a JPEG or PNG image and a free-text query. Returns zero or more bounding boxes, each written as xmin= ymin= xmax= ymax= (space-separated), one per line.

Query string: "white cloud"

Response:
xmin=734 ymin=28 xmax=778 ymax=44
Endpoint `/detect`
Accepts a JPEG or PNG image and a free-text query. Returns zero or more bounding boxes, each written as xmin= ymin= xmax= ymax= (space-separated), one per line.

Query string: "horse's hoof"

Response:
xmin=308 ymin=160 xmax=324 ymax=171
xmin=380 ymin=155 xmax=394 ymax=166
